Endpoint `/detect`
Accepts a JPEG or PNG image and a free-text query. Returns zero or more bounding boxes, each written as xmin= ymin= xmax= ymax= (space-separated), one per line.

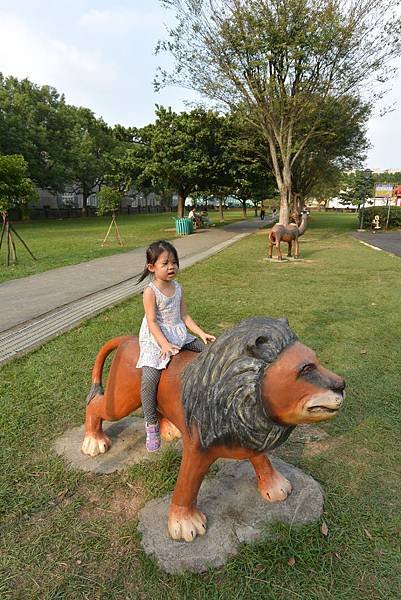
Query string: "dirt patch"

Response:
xmin=273 ymin=425 xmax=335 ymax=462
xmin=79 ymin=484 xmax=146 ymax=524
xmin=217 ymin=321 xmax=235 ymax=329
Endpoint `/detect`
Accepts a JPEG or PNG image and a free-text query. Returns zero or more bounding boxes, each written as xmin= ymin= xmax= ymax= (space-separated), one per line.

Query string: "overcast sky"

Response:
xmin=0 ymin=0 xmax=400 ymax=170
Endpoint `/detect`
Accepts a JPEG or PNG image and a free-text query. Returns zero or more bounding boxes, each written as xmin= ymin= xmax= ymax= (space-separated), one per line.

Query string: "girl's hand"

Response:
xmin=160 ymin=342 xmax=181 ymax=360
xmin=200 ymin=332 xmax=216 ymax=345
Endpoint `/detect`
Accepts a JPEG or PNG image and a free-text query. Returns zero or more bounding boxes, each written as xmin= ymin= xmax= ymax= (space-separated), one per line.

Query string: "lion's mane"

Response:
xmin=182 ymin=317 xmax=298 ymax=452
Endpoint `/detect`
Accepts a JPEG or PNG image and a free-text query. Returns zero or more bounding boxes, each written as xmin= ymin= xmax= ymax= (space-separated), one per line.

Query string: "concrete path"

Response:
xmin=352 ymin=231 xmax=401 ymax=257
xmin=0 ymin=218 xmax=269 ymax=364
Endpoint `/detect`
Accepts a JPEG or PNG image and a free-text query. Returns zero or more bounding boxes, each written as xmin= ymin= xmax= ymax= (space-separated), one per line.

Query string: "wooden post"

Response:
xmin=101 ymin=213 xmax=124 ymax=247
xmin=1 ymin=212 xmax=36 ymax=265
xmin=10 ymin=223 xmax=36 ymax=260
xmin=385 ymin=196 xmax=392 ymax=231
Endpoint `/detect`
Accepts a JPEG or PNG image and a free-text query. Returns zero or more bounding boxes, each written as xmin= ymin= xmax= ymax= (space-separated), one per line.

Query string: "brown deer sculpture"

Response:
xmin=268 ymin=211 xmax=309 ymax=260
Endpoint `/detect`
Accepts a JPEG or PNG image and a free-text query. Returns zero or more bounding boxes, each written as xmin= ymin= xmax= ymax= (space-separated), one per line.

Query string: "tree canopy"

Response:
xmin=0 ymin=154 xmax=38 ymax=214
xmin=132 ymin=106 xmax=231 ymax=217
xmin=0 ymin=75 xmax=74 ymax=191
xmin=157 ymin=0 xmax=401 ymax=223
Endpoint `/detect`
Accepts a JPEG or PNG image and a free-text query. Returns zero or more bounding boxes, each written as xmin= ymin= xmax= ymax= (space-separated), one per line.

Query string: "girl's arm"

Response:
xmin=143 ymin=288 xmax=180 ymax=358
xmin=181 ymin=292 xmax=216 ymax=344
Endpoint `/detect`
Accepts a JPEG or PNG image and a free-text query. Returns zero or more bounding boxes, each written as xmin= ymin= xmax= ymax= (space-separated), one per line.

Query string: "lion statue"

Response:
xmin=82 ymin=317 xmax=345 ymax=542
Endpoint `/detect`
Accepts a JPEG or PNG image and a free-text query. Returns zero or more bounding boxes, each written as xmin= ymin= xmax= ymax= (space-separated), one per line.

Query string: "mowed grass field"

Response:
xmin=1 ymin=213 xmax=400 ymax=599
xmin=0 ymin=210 xmax=250 ymax=283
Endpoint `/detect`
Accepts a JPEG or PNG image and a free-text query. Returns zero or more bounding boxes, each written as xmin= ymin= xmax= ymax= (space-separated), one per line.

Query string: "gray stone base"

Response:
xmin=138 ymin=457 xmax=323 ymax=573
xmin=54 ymin=415 xmax=181 ymax=474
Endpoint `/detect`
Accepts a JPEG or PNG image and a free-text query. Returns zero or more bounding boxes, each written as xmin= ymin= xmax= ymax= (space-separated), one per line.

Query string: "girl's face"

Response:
xmin=148 ymin=250 xmax=178 ymax=282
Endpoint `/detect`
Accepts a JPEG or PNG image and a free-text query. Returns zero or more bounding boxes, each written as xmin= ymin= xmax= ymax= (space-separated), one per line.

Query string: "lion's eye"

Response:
xmin=299 ymin=363 xmax=315 ymax=375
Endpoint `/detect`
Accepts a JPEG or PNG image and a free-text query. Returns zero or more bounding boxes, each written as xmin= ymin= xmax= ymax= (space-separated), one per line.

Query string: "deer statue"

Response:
xmin=268 ymin=210 xmax=309 ymax=260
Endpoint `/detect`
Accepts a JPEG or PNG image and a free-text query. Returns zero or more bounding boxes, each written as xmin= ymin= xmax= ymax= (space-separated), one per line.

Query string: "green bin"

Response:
xmin=175 ymin=217 xmax=193 ymax=235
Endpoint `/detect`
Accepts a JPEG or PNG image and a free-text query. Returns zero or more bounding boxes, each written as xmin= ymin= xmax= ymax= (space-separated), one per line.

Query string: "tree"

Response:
xmin=291 ymin=94 xmax=370 ymax=212
xmin=97 ymin=186 xmax=124 ymax=246
xmin=0 ymin=154 xmax=38 ymax=265
xmin=156 ymin=0 xmax=401 ymax=223
xmin=338 ymin=170 xmax=374 ymax=207
xmin=209 ymin=110 xmax=276 ymax=218
xmin=133 ymin=106 xmax=229 ymax=217
xmin=0 ymin=74 xmax=75 ymax=191
xmin=66 ymin=106 xmax=118 ymax=215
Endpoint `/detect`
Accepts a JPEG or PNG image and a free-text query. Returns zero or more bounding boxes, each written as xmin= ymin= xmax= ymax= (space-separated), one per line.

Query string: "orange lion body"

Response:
xmin=82 ymin=320 xmax=344 ymax=542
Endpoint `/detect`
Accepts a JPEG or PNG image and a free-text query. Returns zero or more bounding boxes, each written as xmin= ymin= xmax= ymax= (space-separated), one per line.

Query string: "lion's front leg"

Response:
xmin=168 ymin=446 xmax=214 ymax=542
xmin=168 ymin=504 xmax=207 ymax=542
xmin=250 ymin=454 xmax=292 ymax=502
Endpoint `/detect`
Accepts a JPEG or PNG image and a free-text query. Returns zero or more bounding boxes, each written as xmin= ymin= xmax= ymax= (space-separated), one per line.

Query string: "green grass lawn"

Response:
xmin=1 ymin=212 xmax=400 ymax=599
xmin=0 ymin=210 xmax=251 ymax=284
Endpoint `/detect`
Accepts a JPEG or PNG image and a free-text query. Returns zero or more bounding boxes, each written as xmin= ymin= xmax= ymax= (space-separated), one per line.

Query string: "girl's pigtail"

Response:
xmin=137 ymin=266 xmax=150 ymax=284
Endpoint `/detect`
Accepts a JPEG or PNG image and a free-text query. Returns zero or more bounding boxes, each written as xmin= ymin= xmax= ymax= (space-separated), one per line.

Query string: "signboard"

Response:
xmin=374 ymin=183 xmax=393 ymax=198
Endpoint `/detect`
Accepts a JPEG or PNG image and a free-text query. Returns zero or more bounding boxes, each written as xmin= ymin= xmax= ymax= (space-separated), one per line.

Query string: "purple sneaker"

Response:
xmin=145 ymin=422 xmax=161 ymax=452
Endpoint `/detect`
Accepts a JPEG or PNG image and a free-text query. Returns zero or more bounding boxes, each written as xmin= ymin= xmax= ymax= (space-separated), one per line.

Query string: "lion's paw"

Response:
xmin=258 ymin=469 xmax=292 ymax=502
xmin=168 ymin=504 xmax=207 ymax=542
xmin=160 ymin=418 xmax=182 ymax=442
xmin=81 ymin=433 xmax=111 ymax=457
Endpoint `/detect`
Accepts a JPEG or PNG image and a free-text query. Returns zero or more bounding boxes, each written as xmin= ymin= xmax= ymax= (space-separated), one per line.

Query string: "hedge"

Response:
xmin=358 ymin=205 xmax=401 ymax=229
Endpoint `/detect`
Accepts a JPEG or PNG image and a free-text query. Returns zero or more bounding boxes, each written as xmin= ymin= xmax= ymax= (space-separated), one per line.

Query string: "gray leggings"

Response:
xmin=141 ymin=339 xmax=205 ymax=425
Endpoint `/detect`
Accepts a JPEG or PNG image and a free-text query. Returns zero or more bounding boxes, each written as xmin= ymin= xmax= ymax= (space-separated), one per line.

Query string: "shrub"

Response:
xmin=358 ymin=205 xmax=401 ymax=229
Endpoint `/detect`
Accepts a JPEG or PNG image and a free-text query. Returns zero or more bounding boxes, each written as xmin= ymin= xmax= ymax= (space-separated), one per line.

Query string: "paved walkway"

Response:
xmin=352 ymin=231 xmax=401 ymax=257
xmin=0 ymin=217 xmax=268 ymax=364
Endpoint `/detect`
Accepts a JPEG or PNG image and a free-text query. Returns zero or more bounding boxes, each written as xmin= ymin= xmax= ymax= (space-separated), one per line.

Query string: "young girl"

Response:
xmin=136 ymin=240 xmax=216 ymax=452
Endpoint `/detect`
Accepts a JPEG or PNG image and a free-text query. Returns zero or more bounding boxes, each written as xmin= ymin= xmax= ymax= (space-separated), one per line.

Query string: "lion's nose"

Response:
xmin=334 ymin=378 xmax=345 ymax=393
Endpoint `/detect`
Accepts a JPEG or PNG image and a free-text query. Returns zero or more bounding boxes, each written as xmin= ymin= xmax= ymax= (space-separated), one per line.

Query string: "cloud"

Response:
xmin=0 ymin=12 xmax=118 ymax=106
xmin=78 ymin=7 xmax=160 ymax=34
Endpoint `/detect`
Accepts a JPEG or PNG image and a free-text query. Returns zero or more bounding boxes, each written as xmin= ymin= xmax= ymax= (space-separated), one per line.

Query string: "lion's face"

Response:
xmin=261 ymin=341 xmax=345 ymax=425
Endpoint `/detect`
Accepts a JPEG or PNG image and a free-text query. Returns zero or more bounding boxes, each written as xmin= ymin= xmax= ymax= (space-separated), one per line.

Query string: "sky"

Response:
xmin=0 ymin=0 xmax=400 ymax=171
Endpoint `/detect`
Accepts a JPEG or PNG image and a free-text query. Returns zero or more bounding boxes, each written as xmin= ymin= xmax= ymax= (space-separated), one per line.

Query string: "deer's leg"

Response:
xmin=287 ymin=240 xmax=292 ymax=257
xmin=250 ymin=454 xmax=292 ymax=501
xmin=276 ymin=240 xmax=283 ymax=260
xmin=294 ymin=238 xmax=300 ymax=259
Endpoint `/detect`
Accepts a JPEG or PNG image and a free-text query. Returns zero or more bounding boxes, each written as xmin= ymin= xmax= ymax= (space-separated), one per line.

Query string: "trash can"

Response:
xmin=175 ymin=218 xmax=193 ymax=235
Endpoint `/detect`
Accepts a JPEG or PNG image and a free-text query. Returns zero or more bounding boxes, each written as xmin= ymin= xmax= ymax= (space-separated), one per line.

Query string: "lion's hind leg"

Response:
xmin=159 ymin=418 xmax=182 ymax=441
xmin=81 ymin=386 xmax=111 ymax=457
xmin=250 ymin=454 xmax=292 ymax=502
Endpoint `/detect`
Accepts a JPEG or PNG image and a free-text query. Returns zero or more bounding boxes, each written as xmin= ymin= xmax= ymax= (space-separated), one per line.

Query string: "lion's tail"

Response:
xmin=86 ymin=336 xmax=131 ymax=405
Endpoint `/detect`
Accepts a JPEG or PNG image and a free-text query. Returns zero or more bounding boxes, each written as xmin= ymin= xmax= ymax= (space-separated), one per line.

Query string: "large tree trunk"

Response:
xmin=81 ymin=183 xmax=89 ymax=217
xmin=279 ymin=188 xmax=290 ymax=225
xmin=177 ymin=191 xmax=186 ymax=218
xmin=279 ymin=162 xmax=291 ymax=225
xmin=218 ymin=197 xmax=224 ymax=221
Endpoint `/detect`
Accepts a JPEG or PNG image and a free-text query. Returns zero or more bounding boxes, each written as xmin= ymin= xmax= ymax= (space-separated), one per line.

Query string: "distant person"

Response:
xmin=260 ymin=207 xmax=266 ymax=220
xmin=201 ymin=210 xmax=215 ymax=227
xmin=136 ymin=240 xmax=216 ymax=452
xmin=188 ymin=207 xmax=201 ymax=228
